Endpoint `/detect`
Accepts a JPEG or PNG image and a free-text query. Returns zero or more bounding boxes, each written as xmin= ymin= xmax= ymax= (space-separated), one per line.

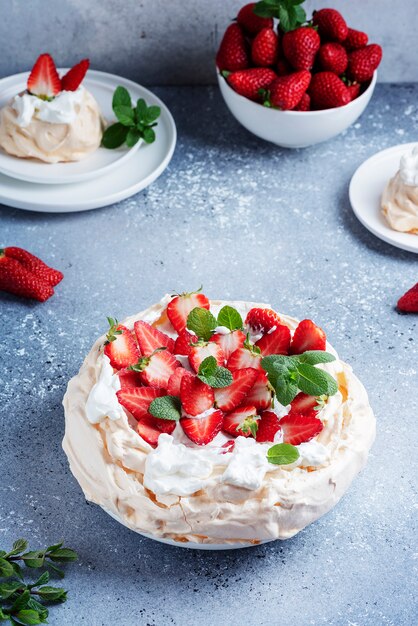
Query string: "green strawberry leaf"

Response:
xmin=187 ymin=308 xmax=217 ymax=341
xmin=149 ymin=395 xmax=181 ymax=421
xmin=217 ymin=306 xmax=243 ymax=331
xmin=267 ymin=443 xmax=299 ymax=465
xmin=102 ymin=123 xmax=129 ymax=149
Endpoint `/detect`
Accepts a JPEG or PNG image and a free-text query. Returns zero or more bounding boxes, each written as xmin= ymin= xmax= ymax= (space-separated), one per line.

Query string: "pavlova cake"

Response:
xmin=63 ymin=290 xmax=376 ymax=547
xmin=0 ymin=53 xmax=102 ymax=163
xmin=381 ymin=144 xmax=418 ymax=234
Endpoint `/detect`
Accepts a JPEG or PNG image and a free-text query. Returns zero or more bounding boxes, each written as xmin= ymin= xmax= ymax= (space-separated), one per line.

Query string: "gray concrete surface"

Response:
xmin=0 ymin=84 xmax=417 ymax=625
xmin=0 ymin=0 xmax=417 ymax=84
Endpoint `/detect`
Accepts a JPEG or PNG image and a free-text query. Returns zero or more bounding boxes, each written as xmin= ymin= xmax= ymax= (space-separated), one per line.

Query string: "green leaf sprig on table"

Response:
xmin=0 ymin=539 xmax=77 ymax=624
xmin=102 ymin=86 xmax=161 ymax=149
xmin=254 ymin=0 xmax=306 ymax=32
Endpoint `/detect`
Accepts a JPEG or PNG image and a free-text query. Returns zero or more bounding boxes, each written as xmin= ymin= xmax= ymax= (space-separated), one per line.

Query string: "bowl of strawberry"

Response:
xmin=216 ymin=1 xmax=382 ymax=148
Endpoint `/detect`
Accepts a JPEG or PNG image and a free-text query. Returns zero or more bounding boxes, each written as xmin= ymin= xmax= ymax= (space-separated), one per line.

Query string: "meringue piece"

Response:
xmin=85 ymin=355 xmax=123 ymax=424
xmin=381 ymin=145 xmax=418 ymax=234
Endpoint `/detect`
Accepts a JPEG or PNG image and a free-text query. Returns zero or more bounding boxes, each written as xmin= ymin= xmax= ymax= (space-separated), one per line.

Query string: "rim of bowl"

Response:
xmin=217 ymin=69 xmax=377 ymax=116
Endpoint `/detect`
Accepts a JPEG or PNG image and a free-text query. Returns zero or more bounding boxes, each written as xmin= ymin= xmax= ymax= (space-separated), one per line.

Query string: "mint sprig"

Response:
xmin=187 ymin=308 xmax=217 ymax=341
xmin=102 ymin=86 xmax=160 ymax=149
xmin=216 ymin=306 xmax=243 ymax=332
xmin=267 ymin=443 xmax=300 ymax=465
xmin=197 ymin=356 xmax=233 ymax=388
xmin=149 ymin=395 xmax=181 ymax=421
xmin=254 ymin=0 xmax=306 ymax=32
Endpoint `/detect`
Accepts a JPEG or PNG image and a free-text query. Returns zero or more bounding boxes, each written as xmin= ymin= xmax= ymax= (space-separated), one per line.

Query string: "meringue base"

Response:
xmin=381 ymin=171 xmax=418 ymax=234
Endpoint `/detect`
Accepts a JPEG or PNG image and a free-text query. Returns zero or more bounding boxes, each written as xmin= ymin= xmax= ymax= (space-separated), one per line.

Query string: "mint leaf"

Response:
xmin=47 ymin=548 xmax=78 ymax=563
xmin=113 ymin=105 xmax=135 ymax=126
xmin=126 ymin=128 xmax=141 ymax=147
xmin=112 ymin=86 xmax=131 ymax=108
xmin=267 ymin=443 xmax=299 ymax=465
xmin=198 ymin=355 xmax=218 ymax=377
xmin=102 ymin=123 xmax=128 ymax=149
xmin=8 ymin=539 xmax=28 ymax=557
xmin=197 ymin=357 xmax=233 ymax=389
xmin=136 ymin=98 xmax=147 ymax=119
xmin=296 ymin=350 xmax=336 ymax=365
xmin=149 ymin=395 xmax=181 ymax=421
xmin=14 ymin=609 xmax=45 ymax=625
xmin=36 ymin=586 xmax=67 ymax=603
xmin=144 ymin=105 xmax=161 ymax=124
xmin=0 ymin=558 xmax=15 ymax=578
xmin=217 ymin=306 xmax=243 ymax=331
xmin=187 ymin=308 xmax=217 ymax=341
xmin=143 ymin=127 xmax=156 ymax=144
xmin=263 ymin=360 xmax=299 ymax=406
xmin=33 ymin=571 xmax=49 ymax=587
xmin=0 ymin=581 xmax=22 ymax=600
xmin=296 ymin=363 xmax=338 ymax=397
xmin=261 ymin=354 xmax=296 ymax=377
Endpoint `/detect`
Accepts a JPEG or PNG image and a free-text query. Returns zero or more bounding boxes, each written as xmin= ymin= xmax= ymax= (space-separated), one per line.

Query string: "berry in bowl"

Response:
xmin=216 ymin=2 xmax=382 ymax=148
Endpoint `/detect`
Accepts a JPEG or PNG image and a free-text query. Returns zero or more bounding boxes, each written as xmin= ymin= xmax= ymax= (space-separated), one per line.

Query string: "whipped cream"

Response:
xmin=222 ymin=438 xmax=269 ymax=491
xmin=85 ymin=355 xmax=123 ymax=424
xmin=400 ymin=144 xmax=418 ymax=187
xmin=12 ymin=88 xmax=85 ymax=127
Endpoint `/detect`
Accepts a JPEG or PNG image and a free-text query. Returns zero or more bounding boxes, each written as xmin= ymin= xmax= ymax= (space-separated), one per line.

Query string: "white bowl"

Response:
xmin=217 ymin=70 xmax=377 ymax=148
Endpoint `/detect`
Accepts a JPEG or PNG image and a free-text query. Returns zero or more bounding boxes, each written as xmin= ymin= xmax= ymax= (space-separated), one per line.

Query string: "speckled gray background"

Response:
xmin=0 ymin=84 xmax=417 ymax=625
xmin=0 ymin=0 xmax=416 ymax=84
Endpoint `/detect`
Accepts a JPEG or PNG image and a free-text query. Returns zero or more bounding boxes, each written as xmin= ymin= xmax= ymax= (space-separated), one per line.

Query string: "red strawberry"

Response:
xmin=223 ymin=405 xmax=259 ymax=438
xmin=104 ymin=321 xmax=140 ymax=370
xmin=282 ymin=27 xmax=320 ymax=71
xmin=294 ymin=92 xmax=311 ymax=111
xmin=276 ymin=57 xmax=292 ymax=76
xmin=136 ymin=415 xmax=175 ymax=447
xmin=2 ymin=247 xmax=63 ymax=286
xmin=216 ymin=23 xmax=249 ymax=72
xmin=236 ymin=3 xmax=273 ymax=35
xmin=344 ymin=28 xmax=368 ymax=52
xmin=173 ymin=329 xmax=198 ymax=356
xmin=312 ymin=9 xmax=348 ymax=43
xmin=265 ymin=72 xmax=311 ymax=110
xmin=167 ymin=367 xmax=188 ymax=396
xmin=309 ymin=72 xmax=350 ymax=110
xmin=290 ymin=319 xmax=327 ymax=354
xmin=214 ymin=367 xmax=258 ymax=412
xmin=221 ymin=440 xmax=235 ymax=453
xmin=318 ymin=43 xmax=348 ymax=75
xmin=134 ymin=320 xmax=174 ymax=356
xmin=346 ymin=82 xmax=361 ymax=101
xmin=278 ymin=413 xmax=323 ymax=445
xmin=166 ymin=288 xmax=210 ymax=333
xmin=61 ymin=59 xmax=90 ymax=91
xmin=244 ymin=371 xmax=272 ymax=411
xmin=210 ymin=329 xmax=245 ymax=360
xmin=27 ymin=53 xmax=61 ymax=98
xmin=255 ymin=324 xmax=291 ymax=356
xmin=180 ymin=409 xmax=223 ymax=445
xmin=0 ymin=255 xmax=54 ymax=302
xmin=189 ymin=341 xmax=225 ymax=373
xmin=227 ymin=345 xmax=262 ymax=372
xmin=116 ymin=387 xmax=164 ymax=421
xmin=397 ymin=283 xmax=418 ymax=313
xmin=290 ymin=392 xmax=319 ymax=415
xmin=256 ymin=410 xmax=281 ymax=442
xmin=118 ymin=368 xmax=142 ymax=389
xmin=245 ymin=307 xmax=282 ymax=333
xmin=252 ymin=28 xmax=279 ymax=67
xmin=225 ymin=68 xmax=277 ymax=101
xmin=347 ymin=44 xmax=382 ymax=83
xmin=133 ymin=349 xmax=179 ymax=388
xmin=152 ymin=416 xmax=178 ymax=435
xmin=180 ymin=373 xmax=214 ymax=416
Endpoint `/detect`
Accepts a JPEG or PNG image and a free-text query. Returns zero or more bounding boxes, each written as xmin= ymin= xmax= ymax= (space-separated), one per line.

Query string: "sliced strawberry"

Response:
xmin=227 ymin=345 xmax=262 ymax=371
xmin=245 ymin=307 xmax=282 ymax=332
xmin=180 ymin=373 xmax=214 ymax=416
xmin=167 ymin=367 xmax=188 ymax=396
xmin=60 ymin=58 xmax=89 ymax=91
xmin=118 ymin=368 xmax=142 ymax=389
xmin=255 ymin=324 xmax=291 ymax=356
xmin=173 ymin=329 xmax=198 ymax=355
xmin=27 ymin=53 xmax=61 ymax=98
xmin=136 ymin=349 xmax=179 ymax=388
xmin=180 ymin=409 xmax=223 ymax=445
xmin=243 ymin=371 xmax=272 ymax=411
xmin=290 ymin=319 xmax=326 ymax=354
xmin=152 ymin=416 xmax=177 ymax=434
xmin=104 ymin=322 xmax=140 ymax=370
xmin=136 ymin=415 xmax=175 ymax=447
xmin=256 ymin=410 xmax=281 ymax=443
xmin=214 ymin=367 xmax=259 ymax=412
xmin=290 ymin=392 xmax=319 ymax=415
xmin=278 ymin=413 xmax=323 ymax=445
xmin=189 ymin=341 xmax=225 ymax=373
xmin=221 ymin=440 xmax=235 ymax=454
xmin=223 ymin=405 xmax=259 ymax=438
xmin=210 ymin=329 xmax=245 ymax=360
xmin=116 ymin=387 xmax=165 ymax=421
xmin=134 ymin=320 xmax=174 ymax=356
xmin=166 ymin=288 xmax=210 ymax=333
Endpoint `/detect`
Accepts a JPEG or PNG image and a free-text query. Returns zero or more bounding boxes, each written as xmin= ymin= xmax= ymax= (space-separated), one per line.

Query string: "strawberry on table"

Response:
xmin=225 ymin=68 xmax=277 ymax=101
xmin=27 ymin=53 xmax=61 ymax=98
xmin=0 ymin=255 xmax=54 ymax=302
xmin=174 ymin=329 xmax=198 ymax=356
xmin=210 ymin=329 xmax=246 ymax=360
xmin=130 ymin=348 xmax=179 ymax=388
xmin=104 ymin=319 xmax=140 ymax=370
xmin=282 ymin=27 xmax=320 ymax=71
xmin=318 ymin=43 xmax=348 ymax=75
xmin=181 ymin=409 xmax=224 ymax=445
xmin=344 ymin=28 xmax=369 ymax=52
xmin=252 ymin=28 xmax=279 ymax=67
xmin=397 ymin=283 xmax=418 ymax=313
xmin=255 ymin=324 xmax=291 ymax=356
xmin=237 ymin=3 xmax=273 ymax=35
xmin=117 ymin=387 xmax=165 ymax=421
xmin=180 ymin=372 xmax=214 ymax=416
xmin=312 ymin=9 xmax=348 ymax=43
xmin=290 ymin=319 xmax=327 ymax=354
xmin=309 ymin=72 xmax=350 ymax=109
xmin=167 ymin=287 xmax=210 ymax=333
xmin=223 ymin=405 xmax=259 ymax=438
xmin=214 ymin=367 xmax=259 ymax=412
xmin=134 ymin=320 xmax=175 ymax=356
xmin=245 ymin=307 xmax=282 ymax=333
xmin=167 ymin=367 xmax=188 ymax=396
xmin=347 ymin=44 xmax=382 ymax=83
xmin=216 ymin=23 xmax=249 ymax=72
xmin=2 ymin=247 xmax=63 ymax=286
xmin=244 ymin=371 xmax=272 ymax=411
xmin=60 ymin=59 xmax=90 ymax=91
xmin=136 ymin=415 xmax=175 ymax=447
xmin=189 ymin=341 xmax=225 ymax=373
xmin=256 ymin=410 xmax=281 ymax=443
xmin=263 ymin=71 xmax=311 ymax=110
xmin=278 ymin=413 xmax=323 ymax=445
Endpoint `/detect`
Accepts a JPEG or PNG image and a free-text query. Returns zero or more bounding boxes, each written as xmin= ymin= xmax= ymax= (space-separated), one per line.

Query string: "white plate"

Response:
xmin=0 ymin=77 xmax=176 ymax=212
xmin=0 ymin=70 xmax=147 ymax=184
xmin=349 ymin=143 xmax=418 ymax=254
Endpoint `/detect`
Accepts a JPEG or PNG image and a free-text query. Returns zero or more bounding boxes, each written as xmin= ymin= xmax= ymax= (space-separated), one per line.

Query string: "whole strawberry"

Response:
xmin=294 ymin=92 xmax=311 ymax=111
xmin=312 ymin=8 xmax=348 ymax=42
xmin=282 ymin=27 xmax=320 ymax=71
xmin=276 ymin=57 xmax=292 ymax=76
xmin=0 ymin=255 xmax=54 ymax=302
xmin=318 ymin=42 xmax=348 ymax=75
xmin=348 ymin=44 xmax=382 ymax=83
xmin=309 ymin=72 xmax=351 ymax=110
xmin=225 ymin=68 xmax=277 ymax=100
xmin=216 ymin=23 xmax=248 ymax=72
xmin=344 ymin=28 xmax=369 ymax=52
xmin=346 ymin=82 xmax=361 ymax=101
xmin=397 ymin=283 xmax=418 ymax=313
xmin=237 ymin=3 xmax=273 ymax=35
xmin=265 ymin=70 xmax=311 ymax=111
xmin=4 ymin=246 xmax=63 ymax=286
xmin=252 ymin=27 xmax=279 ymax=67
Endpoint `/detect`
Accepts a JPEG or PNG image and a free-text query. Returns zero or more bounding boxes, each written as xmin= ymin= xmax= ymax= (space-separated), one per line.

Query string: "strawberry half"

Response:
xmin=104 ymin=321 xmax=140 ymax=370
xmin=180 ymin=409 xmax=224 ymax=446
xmin=27 ymin=53 xmax=61 ymax=98
xmin=222 ymin=405 xmax=259 ymax=438
xmin=167 ymin=367 xmax=188 ymax=396
xmin=189 ymin=341 xmax=225 ymax=373
xmin=118 ymin=368 xmax=142 ymax=389
xmin=132 ymin=349 xmax=179 ymax=388
xmin=255 ymin=324 xmax=291 ymax=356
xmin=134 ymin=320 xmax=175 ymax=356
xmin=116 ymin=387 xmax=165 ymax=421
xmin=290 ymin=392 xmax=319 ymax=415
xmin=210 ymin=329 xmax=245 ymax=361
xmin=278 ymin=413 xmax=323 ymax=445
xmin=256 ymin=410 xmax=281 ymax=443
xmin=397 ymin=282 xmax=418 ymax=313
xmin=290 ymin=319 xmax=326 ymax=354
xmin=136 ymin=415 xmax=175 ymax=447
xmin=245 ymin=307 xmax=282 ymax=333
xmin=244 ymin=371 xmax=272 ymax=411
xmin=60 ymin=58 xmax=90 ymax=91
xmin=227 ymin=344 xmax=262 ymax=371
xmin=174 ymin=329 xmax=198 ymax=355
xmin=167 ymin=288 xmax=210 ymax=333
xmin=214 ymin=367 xmax=258 ymax=412
xmin=180 ymin=373 xmax=214 ymax=416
